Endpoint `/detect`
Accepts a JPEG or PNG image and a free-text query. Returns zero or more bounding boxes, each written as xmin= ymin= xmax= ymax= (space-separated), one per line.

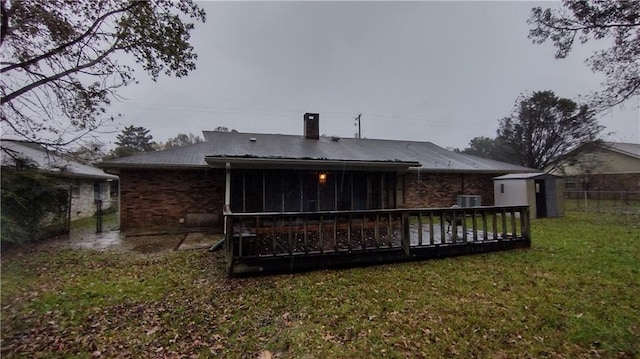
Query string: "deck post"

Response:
xmin=272 ymin=216 xmax=277 ymax=255
xmin=418 ymin=212 xmax=423 ymax=246
xmin=510 ymin=208 xmax=517 ymax=238
xmin=428 ymin=211 xmax=434 ymax=245
xmin=402 ymin=212 xmax=410 ymax=256
xmin=225 ymin=214 xmax=234 ymax=275
xmin=472 ymin=209 xmax=478 ymax=243
xmin=374 ymin=214 xmax=380 ymax=248
xmin=481 ymin=210 xmax=488 ymax=242
xmin=361 ymin=214 xmax=366 ymax=250
xmin=319 ymin=215 xmax=324 ymax=253
xmin=288 ymin=217 xmax=293 ymax=255
xmin=451 ymin=210 xmax=458 ymax=243
xmin=521 ymin=207 xmax=530 ymax=240
xmin=387 ymin=213 xmax=392 ymax=248
xmin=501 ymin=208 xmax=508 ymax=240
xmin=439 ymin=211 xmax=445 ymax=245
xmin=492 ymin=211 xmax=498 ymax=240
xmin=461 ymin=209 xmax=467 ymax=242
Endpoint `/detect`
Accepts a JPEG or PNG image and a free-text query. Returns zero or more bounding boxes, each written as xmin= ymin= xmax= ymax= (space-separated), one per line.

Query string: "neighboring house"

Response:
xmin=546 ymin=141 xmax=640 ymax=192
xmin=99 ymin=113 xmax=536 ymax=233
xmin=1 ymin=139 xmax=118 ymax=221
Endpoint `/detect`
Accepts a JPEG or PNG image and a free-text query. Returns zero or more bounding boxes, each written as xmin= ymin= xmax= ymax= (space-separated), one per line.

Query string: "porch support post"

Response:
xmin=224 ymin=162 xmax=231 ymax=235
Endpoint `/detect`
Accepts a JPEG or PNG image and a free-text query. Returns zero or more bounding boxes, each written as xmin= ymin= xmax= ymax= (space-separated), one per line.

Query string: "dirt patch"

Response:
xmin=126 ymin=234 xmax=185 ymax=254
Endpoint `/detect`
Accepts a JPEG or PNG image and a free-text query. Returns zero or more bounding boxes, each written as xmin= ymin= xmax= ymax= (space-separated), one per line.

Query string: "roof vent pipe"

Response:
xmin=304 ymin=113 xmax=320 ymax=140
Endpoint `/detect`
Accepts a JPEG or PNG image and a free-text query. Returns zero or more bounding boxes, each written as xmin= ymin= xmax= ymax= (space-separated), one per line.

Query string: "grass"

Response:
xmin=564 ymin=198 xmax=640 ymax=214
xmin=1 ymin=211 xmax=639 ymax=358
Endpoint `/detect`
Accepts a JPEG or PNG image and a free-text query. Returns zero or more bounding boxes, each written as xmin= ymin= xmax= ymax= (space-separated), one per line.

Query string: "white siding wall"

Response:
xmin=69 ymin=180 xmax=113 ymax=221
xmin=494 ymin=180 xmax=528 ymax=206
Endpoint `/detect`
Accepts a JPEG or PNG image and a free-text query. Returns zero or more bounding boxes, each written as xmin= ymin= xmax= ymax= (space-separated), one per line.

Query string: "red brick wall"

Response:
xmin=403 ymin=172 xmax=497 ymax=208
xmin=118 ymin=168 xmax=502 ymax=231
xmin=119 ymin=169 xmax=225 ymax=232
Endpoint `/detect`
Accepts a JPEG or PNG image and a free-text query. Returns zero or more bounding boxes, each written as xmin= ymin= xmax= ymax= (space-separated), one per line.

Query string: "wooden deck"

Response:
xmin=224 ymin=206 xmax=530 ymax=275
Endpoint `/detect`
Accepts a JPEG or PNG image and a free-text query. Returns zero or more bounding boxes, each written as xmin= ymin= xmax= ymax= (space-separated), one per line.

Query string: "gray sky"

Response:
xmin=104 ymin=1 xmax=639 ymax=150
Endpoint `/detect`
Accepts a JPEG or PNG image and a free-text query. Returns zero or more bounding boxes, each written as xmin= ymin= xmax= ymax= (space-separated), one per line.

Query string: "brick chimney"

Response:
xmin=304 ymin=113 xmax=319 ymax=140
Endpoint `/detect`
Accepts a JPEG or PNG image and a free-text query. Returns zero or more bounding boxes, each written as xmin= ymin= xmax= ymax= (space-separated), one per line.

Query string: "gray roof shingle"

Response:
xmin=99 ymin=131 xmax=535 ymax=173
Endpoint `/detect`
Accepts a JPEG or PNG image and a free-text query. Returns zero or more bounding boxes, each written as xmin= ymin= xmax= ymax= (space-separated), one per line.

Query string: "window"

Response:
xmin=500 ymin=183 xmax=505 ymax=194
xmin=565 ymin=176 xmax=576 ymax=190
xmin=72 ymin=185 xmax=81 ymax=197
xmin=93 ymin=182 xmax=108 ymax=201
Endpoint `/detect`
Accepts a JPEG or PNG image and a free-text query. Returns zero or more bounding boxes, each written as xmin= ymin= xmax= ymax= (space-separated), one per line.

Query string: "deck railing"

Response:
xmin=224 ymin=206 xmax=530 ymax=275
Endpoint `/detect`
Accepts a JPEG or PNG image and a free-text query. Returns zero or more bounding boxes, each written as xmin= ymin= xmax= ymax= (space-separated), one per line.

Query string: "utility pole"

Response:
xmin=354 ymin=113 xmax=362 ymax=139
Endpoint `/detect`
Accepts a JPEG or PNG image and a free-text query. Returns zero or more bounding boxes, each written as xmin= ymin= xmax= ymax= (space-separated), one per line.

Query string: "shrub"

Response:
xmin=1 ymin=169 xmax=68 ymax=244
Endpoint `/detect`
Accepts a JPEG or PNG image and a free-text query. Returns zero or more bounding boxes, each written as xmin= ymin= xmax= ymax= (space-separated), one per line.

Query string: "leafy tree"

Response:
xmin=461 ymin=137 xmax=517 ymax=164
xmin=463 ymin=137 xmax=496 ymax=158
xmin=110 ymin=125 xmax=155 ymax=158
xmin=497 ymin=91 xmax=602 ymax=170
xmin=528 ymin=1 xmax=640 ymax=108
xmin=164 ymin=133 xmax=203 ymax=149
xmin=0 ymin=0 xmax=206 ymax=151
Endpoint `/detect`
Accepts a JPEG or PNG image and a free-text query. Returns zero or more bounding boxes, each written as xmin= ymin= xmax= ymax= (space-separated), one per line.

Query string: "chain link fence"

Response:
xmin=565 ymin=191 xmax=640 ymax=214
xmin=95 ymin=198 xmax=119 ymax=233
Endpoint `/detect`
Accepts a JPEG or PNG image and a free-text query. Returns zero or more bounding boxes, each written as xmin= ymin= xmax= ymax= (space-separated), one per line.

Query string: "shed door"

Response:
xmin=535 ymin=180 xmax=547 ymax=218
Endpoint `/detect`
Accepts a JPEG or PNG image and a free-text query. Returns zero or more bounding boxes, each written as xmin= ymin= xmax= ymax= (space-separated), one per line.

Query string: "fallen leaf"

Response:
xmin=322 ymin=333 xmax=335 ymax=341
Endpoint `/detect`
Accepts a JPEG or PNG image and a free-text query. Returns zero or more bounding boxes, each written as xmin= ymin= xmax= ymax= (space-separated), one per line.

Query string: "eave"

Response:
xmin=205 ymin=156 xmax=421 ymax=171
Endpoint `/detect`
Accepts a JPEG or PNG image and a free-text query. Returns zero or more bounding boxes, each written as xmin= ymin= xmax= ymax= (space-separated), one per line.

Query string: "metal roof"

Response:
xmin=99 ymin=131 xmax=535 ymax=173
xmin=1 ymin=140 xmax=118 ymax=180
xmin=603 ymin=142 xmax=640 ymax=159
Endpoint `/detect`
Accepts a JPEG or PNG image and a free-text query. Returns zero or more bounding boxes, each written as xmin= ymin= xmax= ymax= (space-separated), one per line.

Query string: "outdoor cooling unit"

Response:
xmin=457 ymin=195 xmax=481 ymax=207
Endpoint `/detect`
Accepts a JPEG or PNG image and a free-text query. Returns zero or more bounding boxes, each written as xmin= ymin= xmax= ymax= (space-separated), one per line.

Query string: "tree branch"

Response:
xmin=0 ymin=2 xmax=140 ymax=74
xmin=542 ymin=21 xmax=640 ymax=33
xmin=1 ymin=41 xmax=121 ymax=105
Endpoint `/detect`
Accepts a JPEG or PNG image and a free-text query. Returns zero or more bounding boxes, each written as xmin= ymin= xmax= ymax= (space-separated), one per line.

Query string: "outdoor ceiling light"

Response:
xmin=319 ymin=172 xmax=327 ymax=184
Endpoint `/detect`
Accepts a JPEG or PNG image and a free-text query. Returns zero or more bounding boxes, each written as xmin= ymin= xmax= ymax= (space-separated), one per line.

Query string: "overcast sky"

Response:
xmin=103 ymin=1 xmax=639 ymax=150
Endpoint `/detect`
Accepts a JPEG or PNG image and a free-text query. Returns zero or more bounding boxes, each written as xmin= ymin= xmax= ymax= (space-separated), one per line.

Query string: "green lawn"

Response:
xmin=1 ymin=211 xmax=639 ymax=358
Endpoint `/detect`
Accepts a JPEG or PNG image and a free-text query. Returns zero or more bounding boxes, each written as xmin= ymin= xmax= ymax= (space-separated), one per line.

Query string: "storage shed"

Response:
xmin=494 ymin=173 xmax=564 ymax=218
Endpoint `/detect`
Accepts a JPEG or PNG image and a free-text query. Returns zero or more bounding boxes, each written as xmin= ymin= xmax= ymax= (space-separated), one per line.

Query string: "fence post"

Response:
xmin=95 ymin=199 xmax=103 ymax=233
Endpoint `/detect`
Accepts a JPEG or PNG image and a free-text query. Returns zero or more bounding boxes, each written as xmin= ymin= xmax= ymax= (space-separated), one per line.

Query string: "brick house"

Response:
xmin=99 ymin=113 xmax=535 ymax=233
xmin=546 ymin=141 xmax=640 ymax=192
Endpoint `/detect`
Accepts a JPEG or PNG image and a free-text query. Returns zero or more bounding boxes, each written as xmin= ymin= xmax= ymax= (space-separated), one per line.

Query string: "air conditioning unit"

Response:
xmin=457 ymin=195 xmax=481 ymax=207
